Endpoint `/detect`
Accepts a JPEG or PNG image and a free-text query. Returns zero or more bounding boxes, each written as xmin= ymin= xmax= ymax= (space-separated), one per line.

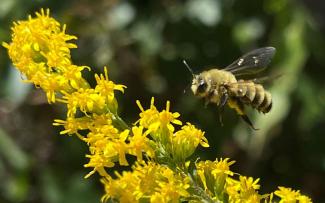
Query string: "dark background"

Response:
xmin=0 ymin=0 xmax=324 ymax=202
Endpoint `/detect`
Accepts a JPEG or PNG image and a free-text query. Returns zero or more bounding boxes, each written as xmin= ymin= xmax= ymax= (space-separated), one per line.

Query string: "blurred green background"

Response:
xmin=0 ymin=0 xmax=325 ymax=202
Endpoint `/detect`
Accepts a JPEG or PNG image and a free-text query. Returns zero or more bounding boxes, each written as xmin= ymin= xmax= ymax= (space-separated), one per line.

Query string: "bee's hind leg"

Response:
xmin=240 ymin=114 xmax=259 ymax=130
xmin=228 ymin=98 xmax=259 ymax=130
xmin=217 ymin=93 xmax=229 ymax=126
xmin=218 ymin=107 xmax=224 ymax=126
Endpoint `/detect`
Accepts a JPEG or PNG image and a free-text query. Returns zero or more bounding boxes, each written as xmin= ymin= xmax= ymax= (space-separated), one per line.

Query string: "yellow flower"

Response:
xmin=128 ymin=126 xmax=155 ymax=161
xmin=84 ymin=130 xmax=129 ymax=178
xmin=62 ymin=64 xmax=91 ymax=90
xmin=59 ymin=88 xmax=106 ymax=117
xmin=87 ymin=113 xmax=119 ymax=138
xmin=153 ymin=167 xmax=190 ymax=202
xmin=83 ymin=114 xmax=130 ymax=178
xmin=157 ymin=100 xmax=182 ymax=133
xmin=136 ymin=97 xmax=160 ymax=130
xmin=95 ymin=66 xmax=126 ymax=102
xmin=172 ymin=123 xmax=209 ymax=162
xmin=136 ymin=97 xmax=182 ymax=139
xmin=239 ymin=176 xmax=260 ymax=191
xmin=53 ymin=116 xmax=91 ymax=139
xmin=101 ymin=174 xmax=138 ymax=203
xmin=298 ymin=195 xmax=313 ymax=203
xmin=196 ymin=158 xmax=235 ymax=199
xmin=226 ymin=176 xmax=262 ymax=203
xmin=101 ymin=161 xmax=190 ymax=203
xmin=274 ymin=186 xmax=312 ymax=203
xmin=2 ymin=8 xmax=83 ymax=103
xmin=84 ymin=150 xmax=116 ymax=178
xmin=275 ymin=187 xmax=300 ymax=203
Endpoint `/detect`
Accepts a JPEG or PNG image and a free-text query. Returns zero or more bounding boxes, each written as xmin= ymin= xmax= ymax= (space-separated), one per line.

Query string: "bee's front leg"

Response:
xmin=220 ymin=92 xmax=228 ymax=107
xmin=219 ymin=85 xmax=229 ymax=107
xmin=204 ymin=89 xmax=216 ymax=107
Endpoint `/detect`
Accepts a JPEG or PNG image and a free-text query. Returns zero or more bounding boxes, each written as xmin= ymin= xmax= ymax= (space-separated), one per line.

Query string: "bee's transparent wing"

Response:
xmin=223 ymin=47 xmax=276 ymax=76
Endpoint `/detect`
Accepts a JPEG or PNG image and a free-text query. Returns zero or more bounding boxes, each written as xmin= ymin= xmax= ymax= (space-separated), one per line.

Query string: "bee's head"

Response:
xmin=183 ymin=60 xmax=210 ymax=98
xmin=191 ymin=74 xmax=209 ymax=97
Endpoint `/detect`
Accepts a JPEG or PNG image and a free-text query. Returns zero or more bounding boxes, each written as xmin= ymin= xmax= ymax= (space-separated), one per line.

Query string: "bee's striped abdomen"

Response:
xmin=258 ymin=91 xmax=272 ymax=113
xmin=227 ymin=81 xmax=272 ymax=113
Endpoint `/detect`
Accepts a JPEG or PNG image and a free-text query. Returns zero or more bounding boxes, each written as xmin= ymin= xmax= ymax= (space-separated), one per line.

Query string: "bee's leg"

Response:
xmin=228 ymin=98 xmax=259 ymax=130
xmin=218 ymin=107 xmax=224 ymax=126
xmin=217 ymin=93 xmax=228 ymax=126
xmin=220 ymin=92 xmax=228 ymax=107
xmin=240 ymin=114 xmax=259 ymax=130
xmin=204 ymin=90 xmax=215 ymax=107
xmin=204 ymin=98 xmax=210 ymax=107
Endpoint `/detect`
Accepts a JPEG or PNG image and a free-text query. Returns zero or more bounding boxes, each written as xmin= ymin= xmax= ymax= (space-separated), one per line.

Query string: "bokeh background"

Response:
xmin=1 ymin=0 xmax=325 ymax=202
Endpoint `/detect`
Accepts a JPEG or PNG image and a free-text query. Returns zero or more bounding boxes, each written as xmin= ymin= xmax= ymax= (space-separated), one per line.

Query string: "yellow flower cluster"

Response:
xmin=101 ymin=161 xmax=190 ymax=203
xmin=274 ymin=187 xmax=313 ymax=203
xmin=3 ymin=9 xmax=313 ymax=203
xmin=2 ymin=9 xmax=89 ymax=103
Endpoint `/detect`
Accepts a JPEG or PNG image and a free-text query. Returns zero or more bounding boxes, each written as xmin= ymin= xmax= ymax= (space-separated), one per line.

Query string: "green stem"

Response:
xmin=179 ymin=169 xmax=217 ymax=203
xmin=112 ymin=114 xmax=130 ymax=131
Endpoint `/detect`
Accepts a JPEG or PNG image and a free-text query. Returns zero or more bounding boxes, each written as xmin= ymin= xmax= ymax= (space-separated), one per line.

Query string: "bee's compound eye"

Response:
xmin=197 ymin=80 xmax=207 ymax=94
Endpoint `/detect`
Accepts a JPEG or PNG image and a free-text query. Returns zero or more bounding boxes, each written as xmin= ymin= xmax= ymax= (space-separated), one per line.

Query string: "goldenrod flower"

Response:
xmin=84 ymin=133 xmax=129 ymax=178
xmin=59 ymin=88 xmax=106 ymax=117
xmin=226 ymin=176 xmax=262 ymax=203
xmin=136 ymin=97 xmax=160 ymax=131
xmin=298 ymin=195 xmax=313 ymax=203
xmin=2 ymin=8 xmax=88 ymax=103
xmin=62 ymin=64 xmax=91 ymax=89
xmin=136 ymin=98 xmax=182 ymax=135
xmin=172 ymin=123 xmax=209 ymax=162
xmin=274 ymin=186 xmax=312 ymax=203
xmin=101 ymin=161 xmax=190 ymax=203
xmin=128 ymin=126 xmax=155 ymax=161
xmin=196 ymin=158 xmax=235 ymax=199
xmin=95 ymin=67 xmax=126 ymax=102
xmin=157 ymin=100 xmax=182 ymax=133
xmin=53 ymin=116 xmax=91 ymax=139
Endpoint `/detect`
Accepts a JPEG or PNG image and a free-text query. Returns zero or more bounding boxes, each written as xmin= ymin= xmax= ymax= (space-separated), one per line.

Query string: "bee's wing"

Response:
xmin=223 ymin=47 xmax=276 ymax=76
xmin=251 ymin=73 xmax=282 ymax=84
xmin=226 ymin=73 xmax=282 ymax=87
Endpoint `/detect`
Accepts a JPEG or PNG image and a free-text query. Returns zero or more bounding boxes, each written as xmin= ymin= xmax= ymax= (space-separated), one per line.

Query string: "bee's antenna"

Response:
xmin=183 ymin=60 xmax=195 ymax=77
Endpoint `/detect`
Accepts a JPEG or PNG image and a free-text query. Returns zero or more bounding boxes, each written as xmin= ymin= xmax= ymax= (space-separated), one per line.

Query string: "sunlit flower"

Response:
xmin=226 ymin=176 xmax=262 ymax=203
xmin=59 ymin=88 xmax=106 ymax=117
xmin=53 ymin=116 xmax=91 ymax=139
xmin=136 ymin=97 xmax=182 ymax=141
xmin=211 ymin=158 xmax=236 ymax=177
xmin=274 ymin=186 xmax=312 ymax=203
xmin=128 ymin=126 xmax=155 ymax=161
xmin=298 ymin=195 xmax=313 ymax=203
xmin=101 ymin=161 xmax=190 ymax=203
xmin=87 ymin=113 xmax=119 ymax=139
xmin=196 ymin=158 xmax=235 ymax=199
xmin=136 ymin=97 xmax=160 ymax=130
xmin=95 ymin=66 xmax=126 ymax=103
xmin=172 ymin=123 xmax=209 ymax=161
xmin=84 ymin=130 xmax=129 ymax=178
xmin=275 ymin=186 xmax=300 ymax=203
xmin=62 ymin=64 xmax=91 ymax=90
xmin=2 ymin=8 xmax=81 ymax=103
xmin=157 ymin=100 xmax=182 ymax=133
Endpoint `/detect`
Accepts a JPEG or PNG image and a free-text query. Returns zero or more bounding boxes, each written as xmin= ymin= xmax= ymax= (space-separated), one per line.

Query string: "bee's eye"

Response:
xmin=197 ymin=80 xmax=207 ymax=93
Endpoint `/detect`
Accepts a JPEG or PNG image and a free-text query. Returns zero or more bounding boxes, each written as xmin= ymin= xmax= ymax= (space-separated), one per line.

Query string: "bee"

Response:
xmin=184 ymin=47 xmax=276 ymax=130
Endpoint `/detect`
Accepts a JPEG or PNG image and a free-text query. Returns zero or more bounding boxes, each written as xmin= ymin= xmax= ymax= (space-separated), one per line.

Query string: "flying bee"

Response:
xmin=184 ymin=47 xmax=276 ymax=130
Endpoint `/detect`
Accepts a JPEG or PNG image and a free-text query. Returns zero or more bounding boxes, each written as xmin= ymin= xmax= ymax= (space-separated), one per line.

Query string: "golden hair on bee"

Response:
xmin=184 ymin=47 xmax=276 ymax=130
